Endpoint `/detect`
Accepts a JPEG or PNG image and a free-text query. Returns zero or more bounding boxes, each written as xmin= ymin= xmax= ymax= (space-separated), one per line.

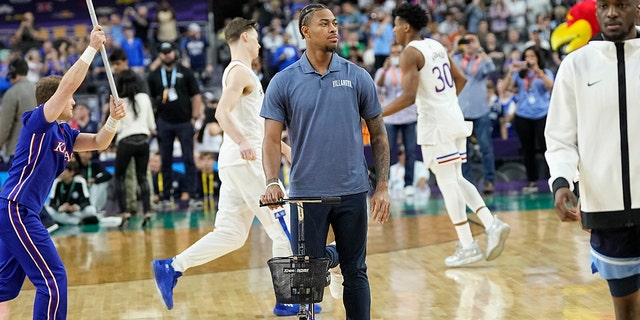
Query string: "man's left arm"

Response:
xmin=365 ymin=114 xmax=391 ymax=224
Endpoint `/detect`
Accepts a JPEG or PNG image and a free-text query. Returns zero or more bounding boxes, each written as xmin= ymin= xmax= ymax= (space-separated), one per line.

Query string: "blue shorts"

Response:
xmin=590 ymin=227 xmax=640 ymax=296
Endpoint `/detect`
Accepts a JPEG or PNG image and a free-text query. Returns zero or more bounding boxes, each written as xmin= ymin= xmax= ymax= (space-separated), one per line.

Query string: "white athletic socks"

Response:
xmin=475 ymin=206 xmax=494 ymax=228
xmin=455 ymin=223 xmax=475 ymax=248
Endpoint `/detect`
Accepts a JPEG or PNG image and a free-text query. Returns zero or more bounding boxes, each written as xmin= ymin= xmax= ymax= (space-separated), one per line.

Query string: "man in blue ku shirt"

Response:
xmin=0 ymin=26 xmax=126 ymax=320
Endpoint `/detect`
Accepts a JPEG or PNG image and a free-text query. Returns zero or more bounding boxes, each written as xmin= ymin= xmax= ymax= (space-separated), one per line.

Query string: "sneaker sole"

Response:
xmin=445 ymin=253 xmax=485 ymax=267
xmin=151 ymin=261 xmax=172 ymax=310
xmin=486 ymin=226 xmax=510 ymax=261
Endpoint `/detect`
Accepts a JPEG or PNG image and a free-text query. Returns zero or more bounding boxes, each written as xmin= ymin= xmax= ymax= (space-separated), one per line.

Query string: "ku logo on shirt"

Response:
xmin=53 ymin=141 xmax=72 ymax=163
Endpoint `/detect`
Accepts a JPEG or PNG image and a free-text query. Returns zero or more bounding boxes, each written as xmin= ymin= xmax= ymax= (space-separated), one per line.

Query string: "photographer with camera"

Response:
xmin=503 ymin=46 xmax=554 ymax=194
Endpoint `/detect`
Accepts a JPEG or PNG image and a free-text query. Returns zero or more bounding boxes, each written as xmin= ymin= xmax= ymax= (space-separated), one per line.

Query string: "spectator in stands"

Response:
xmin=251 ymin=56 xmax=271 ymax=91
xmin=438 ymin=10 xmax=459 ymax=38
xmin=525 ymin=0 xmax=552 ymax=28
xmin=370 ymin=9 xmax=395 ymax=71
xmin=70 ymin=102 xmax=99 ymax=133
xmin=485 ymin=32 xmax=506 ymax=80
xmin=464 ymin=0 xmax=486 ymax=33
xmin=181 ymin=23 xmax=211 ymax=86
xmin=261 ymin=25 xmax=284 ymax=77
xmin=120 ymin=26 xmax=145 ymax=74
xmin=11 ymin=12 xmax=46 ymax=54
xmin=155 ymin=0 xmax=179 ymax=45
xmin=523 ymin=28 xmax=561 ymax=73
xmin=0 ymin=50 xmax=12 ymax=94
xmin=109 ymin=48 xmax=149 ymax=92
xmin=124 ymin=5 xmax=151 ymax=49
xmin=272 ymin=33 xmax=299 ymax=72
xmin=0 ymin=58 xmax=36 ymax=163
xmin=195 ymin=90 xmax=222 ymax=155
xmin=75 ymin=151 xmax=112 ymax=213
xmin=488 ymin=0 xmax=512 ymax=41
xmin=148 ymin=152 xmax=188 ymax=208
xmin=42 ymin=49 xmax=64 ymax=77
xmin=284 ymin=9 xmax=306 ymax=52
xmin=505 ymin=0 xmax=528 ymax=35
xmin=452 ymin=33 xmax=497 ymax=194
xmin=502 ymin=28 xmax=526 ymax=57
xmin=24 ymin=49 xmax=42 ymax=84
xmin=503 ymin=46 xmax=554 ymax=193
xmin=55 ymin=40 xmax=72 ymax=72
xmin=113 ymin=69 xmax=156 ymax=227
xmin=147 ymin=41 xmax=202 ymax=204
xmin=339 ymin=31 xmax=366 ymax=59
xmin=487 ymin=79 xmax=516 ymax=140
xmin=338 ymin=2 xmax=363 ymax=38
xmin=45 ymin=160 xmax=99 ymax=226
xmin=109 ymin=13 xmax=126 ymax=47
xmin=389 ymin=146 xmax=430 ymax=199
xmin=191 ymin=151 xmax=219 ymax=209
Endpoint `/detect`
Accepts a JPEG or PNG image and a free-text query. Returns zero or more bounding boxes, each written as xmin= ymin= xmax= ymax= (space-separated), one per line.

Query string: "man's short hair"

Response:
xmin=35 ymin=76 xmax=62 ymax=106
xmin=298 ymin=3 xmax=328 ymax=39
xmin=223 ymin=17 xmax=257 ymax=44
xmin=8 ymin=58 xmax=28 ymax=79
xmin=393 ymin=3 xmax=429 ymax=31
xmin=109 ymin=48 xmax=128 ymax=63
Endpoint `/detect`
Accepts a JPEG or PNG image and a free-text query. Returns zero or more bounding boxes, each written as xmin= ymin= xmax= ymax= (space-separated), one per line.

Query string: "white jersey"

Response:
xmin=546 ymin=38 xmax=640 ymax=219
xmin=408 ymin=39 xmax=471 ymax=145
xmin=217 ymin=61 xmax=265 ymax=168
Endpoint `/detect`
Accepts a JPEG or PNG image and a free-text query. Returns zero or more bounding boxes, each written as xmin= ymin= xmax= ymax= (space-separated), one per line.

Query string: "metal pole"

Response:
xmin=86 ymin=0 xmax=120 ymax=102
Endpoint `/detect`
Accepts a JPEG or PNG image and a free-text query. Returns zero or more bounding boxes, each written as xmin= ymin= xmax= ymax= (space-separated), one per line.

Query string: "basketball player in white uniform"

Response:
xmin=382 ymin=4 xmax=510 ymax=267
xmin=152 ymin=18 xmax=317 ymax=316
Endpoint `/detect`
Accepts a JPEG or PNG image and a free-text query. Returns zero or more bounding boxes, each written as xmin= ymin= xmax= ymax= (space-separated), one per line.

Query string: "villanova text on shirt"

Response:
xmin=332 ymin=80 xmax=353 ymax=88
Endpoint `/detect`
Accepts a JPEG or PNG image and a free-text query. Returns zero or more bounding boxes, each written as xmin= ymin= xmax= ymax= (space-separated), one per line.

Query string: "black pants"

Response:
xmin=514 ymin=115 xmax=548 ymax=182
xmin=114 ymin=134 xmax=151 ymax=213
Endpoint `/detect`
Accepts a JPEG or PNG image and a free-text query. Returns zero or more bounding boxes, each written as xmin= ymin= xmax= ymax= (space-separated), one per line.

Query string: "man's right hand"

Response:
xmin=553 ymin=187 xmax=579 ymax=222
xmin=89 ymin=26 xmax=106 ymax=51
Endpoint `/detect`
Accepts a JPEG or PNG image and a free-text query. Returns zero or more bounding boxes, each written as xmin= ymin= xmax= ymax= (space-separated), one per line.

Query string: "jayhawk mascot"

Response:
xmin=550 ymin=0 xmax=600 ymax=54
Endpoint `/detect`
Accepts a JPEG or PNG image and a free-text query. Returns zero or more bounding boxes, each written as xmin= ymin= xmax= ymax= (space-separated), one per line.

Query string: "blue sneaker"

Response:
xmin=273 ymin=303 xmax=322 ymax=316
xmin=152 ymin=259 xmax=182 ymax=310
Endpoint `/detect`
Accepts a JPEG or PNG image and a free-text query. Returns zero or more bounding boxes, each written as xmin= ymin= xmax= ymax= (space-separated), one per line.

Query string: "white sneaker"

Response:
xmin=329 ymin=265 xmax=343 ymax=299
xmin=404 ymin=185 xmax=415 ymax=197
xmin=522 ymin=182 xmax=539 ymax=194
xmin=444 ymin=241 xmax=484 ymax=267
xmin=485 ymin=216 xmax=510 ymax=261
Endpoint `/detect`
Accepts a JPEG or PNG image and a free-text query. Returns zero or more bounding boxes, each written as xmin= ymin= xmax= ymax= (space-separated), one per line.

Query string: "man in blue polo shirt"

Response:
xmin=260 ymin=4 xmax=391 ymax=319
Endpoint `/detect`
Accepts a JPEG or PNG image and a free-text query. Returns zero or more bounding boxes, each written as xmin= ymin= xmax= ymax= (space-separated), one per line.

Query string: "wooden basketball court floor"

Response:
xmin=6 ymin=191 xmax=615 ymax=319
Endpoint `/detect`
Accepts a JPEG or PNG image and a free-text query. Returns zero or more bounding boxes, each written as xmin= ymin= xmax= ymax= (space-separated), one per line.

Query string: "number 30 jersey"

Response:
xmin=408 ymin=39 xmax=471 ymax=145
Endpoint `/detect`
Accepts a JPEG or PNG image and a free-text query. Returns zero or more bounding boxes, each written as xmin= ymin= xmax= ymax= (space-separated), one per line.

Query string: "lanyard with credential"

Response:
xmin=462 ymin=56 xmax=481 ymax=75
xmin=161 ymin=68 xmax=177 ymax=103
xmin=388 ymin=66 xmax=402 ymax=88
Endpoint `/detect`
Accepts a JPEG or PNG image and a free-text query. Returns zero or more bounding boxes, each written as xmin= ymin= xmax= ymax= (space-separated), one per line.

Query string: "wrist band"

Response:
xmin=79 ymin=46 xmax=97 ymax=65
xmin=266 ymin=182 xmax=281 ymax=189
xmin=104 ymin=116 xmax=120 ymax=133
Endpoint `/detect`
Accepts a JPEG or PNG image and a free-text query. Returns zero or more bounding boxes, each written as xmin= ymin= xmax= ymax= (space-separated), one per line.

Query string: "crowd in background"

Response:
xmin=0 ymin=0 xmax=583 ymax=224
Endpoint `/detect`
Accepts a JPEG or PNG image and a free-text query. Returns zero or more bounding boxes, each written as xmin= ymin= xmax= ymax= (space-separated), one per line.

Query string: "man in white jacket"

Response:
xmin=545 ymin=0 xmax=640 ymax=317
